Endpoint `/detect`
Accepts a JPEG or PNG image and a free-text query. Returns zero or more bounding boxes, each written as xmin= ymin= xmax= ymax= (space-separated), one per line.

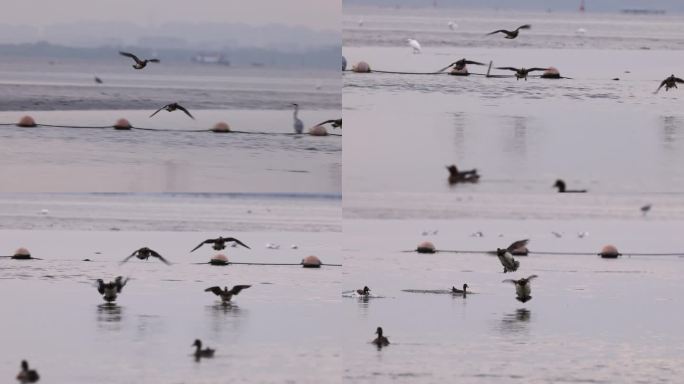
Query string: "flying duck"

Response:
xmin=316 ymin=119 xmax=342 ymax=129
xmin=655 ymin=75 xmax=684 ymax=93
xmin=292 ymin=103 xmax=304 ymax=134
xmin=502 ymin=275 xmax=538 ymax=303
xmin=96 ymin=276 xmax=129 ymax=303
xmin=486 ymin=24 xmax=531 ymax=39
xmin=450 ymin=58 xmax=484 ymax=76
xmin=190 ymin=237 xmax=250 ymax=252
xmin=16 ymin=360 xmax=39 ymax=383
xmin=356 ymin=286 xmax=370 ymax=296
xmin=204 ymin=285 xmax=251 ymax=303
xmin=553 ymin=179 xmax=587 ymax=193
xmin=372 ymin=327 xmax=390 ymax=347
xmin=119 ymin=51 xmax=160 ymax=69
xmin=120 ymin=247 xmax=170 ymax=265
xmin=149 ymin=103 xmax=194 ymax=119
xmin=447 ymin=164 xmax=480 ymax=184
xmin=451 ymin=283 xmax=469 ymax=295
xmin=496 ymin=67 xmax=548 ymax=81
xmin=496 ymin=243 xmax=522 ymax=273
xmin=192 ymin=339 xmax=215 ymax=359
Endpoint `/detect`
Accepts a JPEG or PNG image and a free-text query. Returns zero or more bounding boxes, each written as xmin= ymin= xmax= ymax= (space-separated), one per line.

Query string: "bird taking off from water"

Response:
xmin=96 ymin=276 xmax=129 ymax=302
xmin=655 ymin=75 xmax=684 ymax=94
xmin=487 ymin=24 xmax=531 ymax=39
xmin=496 ymin=67 xmax=548 ymax=81
xmin=502 ymin=275 xmax=538 ymax=303
xmin=120 ymin=247 xmax=170 ymax=265
xmin=407 ymin=39 xmax=421 ymax=53
xmin=149 ymin=103 xmax=194 ymax=119
xmin=205 ymin=285 xmax=251 ymax=303
xmin=119 ymin=51 xmax=160 ymax=69
xmin=190 ymin=237 xmax=250 ymax=252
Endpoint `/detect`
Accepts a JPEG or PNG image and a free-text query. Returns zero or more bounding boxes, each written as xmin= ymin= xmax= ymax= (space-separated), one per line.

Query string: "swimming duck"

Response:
xmin=292 ymin=103 xmax=304 ymax=134
xmin=356 ymin=286 xmax=371 ymax=296
xmin=496 ymin=243 xmax=522 ymax=273
xmin=120 ymin=247 xmax=170 ymax=265
xmin=16 ymin=360 xmax=39 ymax=383
xmin=553 ymin=179 xmax=587 ymax=193
xmin=205 ymin=285 xmax=251 ymax=303
xmin=446 ymin=164 xmax=480 ymax=184
xmin=502 ymin=275 xmax=538 ymax=303
xmin=496 ymin=66 xmax=548 ymax=81
xmin=192 ymin=339 xmax=215 ymax=359
xmin=487 ymin=24 xmax=531 ymax=39
xmin=96 ymin=276 xmax=128 ymax=303
xmin=119 ymin=51 xmax=160 ymax=69
xmin=149 ymin=103 xmax=194 ymax=119
xmin=372 ymin=327 xmax=390 ymax=347
xmin=655 ymin=74 xmax=684 ymax=93
xmin=316 ymin=119 xmax=342 ymax=129
xmin=190 ymin=237 xmax=250 ymax=252
xmin=451 ymin=283 xmax=469 ymax=295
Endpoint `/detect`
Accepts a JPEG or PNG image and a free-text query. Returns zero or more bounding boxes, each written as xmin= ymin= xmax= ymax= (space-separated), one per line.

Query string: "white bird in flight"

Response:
xmin=407 ymin=39 xmax=421 ymax=54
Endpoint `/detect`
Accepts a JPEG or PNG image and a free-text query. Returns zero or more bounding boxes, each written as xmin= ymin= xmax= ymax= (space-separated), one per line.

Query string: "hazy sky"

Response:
xmin=1 ymin=0 xmax=339 ymax=31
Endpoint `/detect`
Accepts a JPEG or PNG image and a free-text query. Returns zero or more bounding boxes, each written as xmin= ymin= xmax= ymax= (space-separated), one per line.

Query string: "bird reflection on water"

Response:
xmin=499 ymin=309 xmax=532 ymax=337
xmin=96 ymin=303 xmax=124 ymax=331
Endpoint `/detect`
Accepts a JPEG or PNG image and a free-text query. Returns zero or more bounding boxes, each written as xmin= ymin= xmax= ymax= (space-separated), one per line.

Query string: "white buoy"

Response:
xmin=301 ymin=255 xmax=322 ymax=268
xmin=352 ymin=61 xmax=371 ymax=73
xmin=599 ymin=245 xmax=620 ymax=258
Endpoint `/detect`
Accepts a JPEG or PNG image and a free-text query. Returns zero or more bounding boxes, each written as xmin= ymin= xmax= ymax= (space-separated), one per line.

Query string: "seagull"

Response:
xmin=372 ymin=327 xmax=390 ymax=347
xmin=149 ymin=103 xmax=194 ymax=119
xmin=641 ymin=204 xmax=652 ymax=216
xmin=119 ymin=51 xmax=160 ymax=69
xmin=292 ymin=103 xmax=304 ymax=133
xmin=487 ymin=24 xmax=531 ymax=39
xmin=316 ymin=119 xmax=342 ymax=129
xmin=205 ymin=285 xmax=251 ymax=303
xmin=120 ymin=247 xmax=170 ymax=265
xmin=16 ymin=360 xmax=39 ymax=383
xmin=356 ymin=286 xmax=371 ymax=296
xmin=448 ymin=21 xmax=458 ymax=30
xmin=655 ymin=74 xmax=684 ymax=94
xmin=96 ymin=276 xmax=129 ymax=302
xmin=407 ymin=38 xmax=421 ymax=54
xmin=496 ymin=241 xmax=524 ymax=273
xmin=496 ymin=67 xmax=548 ymax=81
xmin=553 ymin=179 xmax=587 ymax=193
xmin=192 ymin=339 xmax=215 ymax=359
xmin=190 ymin=237 xmax=250 ymax=252
xmin=502 ymin=275 xmax=538 ymax=303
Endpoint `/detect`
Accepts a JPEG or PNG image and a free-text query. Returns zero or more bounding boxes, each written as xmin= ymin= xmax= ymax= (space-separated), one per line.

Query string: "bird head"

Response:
xmin=376 ymin=327 xmax=383 ymax=335
xmin=21 ymin=360 xmax=29 ymax=370
xmin=192 ymin=339 xmax=202 ymax=347
xmin=463 ymin=283 xmax=469 ymax=290
xmin=363 ymin=286 xmax=370 ymax=293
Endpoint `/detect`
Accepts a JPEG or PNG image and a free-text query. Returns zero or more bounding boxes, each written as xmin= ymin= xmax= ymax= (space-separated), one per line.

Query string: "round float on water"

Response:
xmin=211 ymin=122 xmax=231 ymax=133
xmin=450 ymin=67 xmax=469 ymax=76
xmin=541 ymin=67 xmax=561 ymax=79
xmin=416 ymin=241 xmax=436 ymax=254
xmin=113 ymin=118 xmax=132 ymax=130
xmin=352 ymin=61 xmax=371 ymax=73
xmin=599 ymin=244 xmax=620 ymax=258
xmin=12 ymin=247 xmax=31 ymax=259
xmin=308 ymin=125 xmax=328 ymax=136
xmin=17 ymin=116 xmax=37 ymax=127
xmin=210 ymin=254 xmax=229 ymax=266
xmin=301 ymin=255 xmax=322 ymax=268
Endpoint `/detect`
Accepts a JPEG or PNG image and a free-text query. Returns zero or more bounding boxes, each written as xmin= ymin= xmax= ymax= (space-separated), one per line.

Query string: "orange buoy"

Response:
xmin=17 ymin=116 xmax=37 ymax=127
xmin=599 ymin=244 xmax=620 ymax=258
xmin=210 ymin=254 xmax=229 ymax=265
xmin=352 ymin=61 xmax=371 ymax=73
xmin=416 ymin=241 xmax=436 ymax=254
xmin=541 ymin=67 xmax=561 ymax=79
xmin=301 ymin=255 xmax=322 ymax=268
xmin=211 ymin=122 xmax=231 ymax=133
xmin=113 ymin=118 xmax=132 ymax=130
xmin=308 ymin=125 xmax=328 ymax=136
xmin=12 ymin=247 xmax=31 ymax=259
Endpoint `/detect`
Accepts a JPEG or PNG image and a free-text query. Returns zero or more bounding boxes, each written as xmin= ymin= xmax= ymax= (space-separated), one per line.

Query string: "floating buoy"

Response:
xmin=599 ymin=244 xmax=621 ymax=258
xmin=352 ymin=61 xmax=371 ymax=73
xmin=113 ymin=118 xmax=132 ymax=130
xmin=17 ymin=116 xmax=37 ymax=127
xmin=449 ymin=67 xmax=469 ymax=76
xmin=308 ymin=125 xmax=328 ymax=136
xmin=416 ymin=241 xmax=436 ymax=254
xmin=210 ymin=254 xmax=229 ymax=265
xmin=301 ymin=255 xmax=322 ymax=268
xmin=211 ymin=122 xmax=231 ymax=133
xmin=541 ymin=67 xmax=561 ymax=79
xmin=12 ymin=247 xmax=31 ymax=259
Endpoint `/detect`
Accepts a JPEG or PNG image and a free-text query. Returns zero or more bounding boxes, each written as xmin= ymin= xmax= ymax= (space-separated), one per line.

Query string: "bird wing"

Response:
xmin=487 ymin=30 xmax=508 ymax=36
xmin=149 ymin=105 xmax=167 ymax=118
xmin=119 ymin=249 xmax=139 ymax=264
xmin=205 ymin=286 xmax=224 ymax=296
xmin=149 ymin=249 xmax=171 ymax=265
xmin=496 ymin=67 xmax=519 ymax=72
xmin=316 ymin=119 xmax=336 ymax=126
xmin=517 ymin=24 xmax=532 ymax=30
xmin=332 ymin=119 xmax=342 ymax=127
xmin=115 ymin=276 xmax=129 ymax=292
xmin=97 ymin=279 xmax=105 ymax=294
xmin=226 ymin=237 xmax=250 ymax=249
xmin=526 ymin=68 xmax=549 ymax=73
xmin=148 ymin=59 xmax=161 ymax=63
xmin=176 ymin=104 xmax=195 ymax=119
xmin=502 ymin=279 xmax=517 ymax=284
xmin=526 ymin=275 xmax=538 ymax=281
xmin=507 ymin=239 xmax=529 ymax=252
xmin=119 ymin=51 xmax=142 ymax=64
xmin=190 ymin=239 xmax=212 ymax=252
xmin=463 ymin=60 xmax=485 ymax=66
xmin=675 ymin=77 xmax=684 ymax=84
xmin=229 ymin=285 xmax=252 ymax=295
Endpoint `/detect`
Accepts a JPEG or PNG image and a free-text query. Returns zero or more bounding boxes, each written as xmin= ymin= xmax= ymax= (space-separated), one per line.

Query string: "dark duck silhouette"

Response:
xmin=120 ymin=247 xmax=170 ymax=265
xmin=446 ymin=164 xmax=480 ymax=184
xmin=317 ymin=119 xmax=342 ymax=129
xmin=119 ymin=51 xmax=160 ymax=69
xmin=655 ymin=74 xmax=684 ymax=93
xmin=502 ymin=275 xmax=538 ymax=303
xmin=487 ymin=24 xmax=531 ymax=39
xmin=205 ymin=285 xmax=251 ymax=303
xmin=190 ymin=237 xmax=251 ymax=252
xmin=553 ymin=179 xmax=587 ymax=193
xmin=356 ymin=286 xmax=371 ymax=296
xmin=451 ymin=283 xmax=469 ymax=296
xmin=192 ymin=339 xmax=215 ymax=359
xmin=96 ymin=276 xmax=129 ymax=302
xmin=149 ymin=102 xmax=194 ymax=119
xmin=496 ymin=66 xmax=548 ymax=80
xmin=496 ymin=240 xmax=527 ymax=273
xmin=372 ymin=327 xmax=390 ymax=347
xmin=16 ymin=360 xmax=39 ymax=383
xmin=450 ymin=58 xmax=484 ymax=76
